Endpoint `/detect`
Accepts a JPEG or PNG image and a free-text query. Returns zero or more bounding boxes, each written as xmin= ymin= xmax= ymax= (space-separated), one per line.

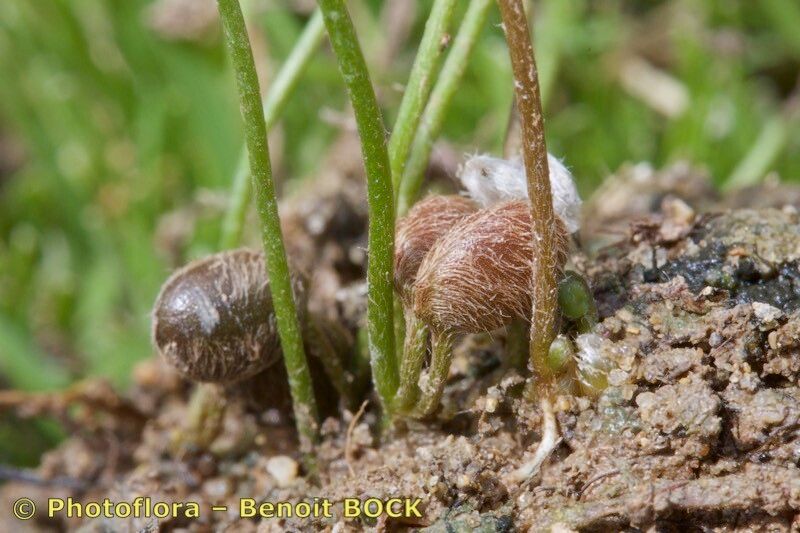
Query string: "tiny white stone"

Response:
xmin=458 ymin=153 xmax=583 ymax=234
xmin=484 ymin=396 xmax=499 ymax=413
xmin=752 ymin=302 xmax=782 ymax=323
xmin=266 ymin=455 xmax=299 ymax=487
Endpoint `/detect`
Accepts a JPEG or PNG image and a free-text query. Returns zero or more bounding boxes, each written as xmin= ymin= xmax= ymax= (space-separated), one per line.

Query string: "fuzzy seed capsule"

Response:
xmin=152 ymin=249 xmax=306 ymax=384
xmin=413 ymin=200 xmax=568 ymax=333
xmin=394 ymin=195 xmax=478 ymax=300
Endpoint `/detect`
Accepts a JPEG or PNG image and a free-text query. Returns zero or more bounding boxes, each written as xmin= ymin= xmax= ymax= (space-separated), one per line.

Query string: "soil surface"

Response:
xmin=2 ymin=156 xmax=799 ymax=532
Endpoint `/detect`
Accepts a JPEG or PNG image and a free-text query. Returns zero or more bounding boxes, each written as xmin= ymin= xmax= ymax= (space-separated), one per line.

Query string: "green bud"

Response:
xmin=546 ymin=334 xmax=575 ymax=375
xmin=558 ymin=271 xmax=598 ymax=333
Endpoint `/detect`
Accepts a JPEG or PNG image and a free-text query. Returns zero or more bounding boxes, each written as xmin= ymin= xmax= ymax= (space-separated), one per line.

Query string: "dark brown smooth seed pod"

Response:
xmin=413 ymin=200 xmax=568 ymax=333
xmin=394 ymin=195 xmax=478 ymax=300
xmin=152 ymin=249 xmax=306 ymax=384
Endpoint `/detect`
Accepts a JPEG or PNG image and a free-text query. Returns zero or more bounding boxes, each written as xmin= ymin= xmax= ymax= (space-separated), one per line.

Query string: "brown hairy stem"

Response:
xmin=412 ymin=329 xmax=455 ymax=418
xmin=497 ymin=0 xmax=563 ymax=482
xmin=395 ymin=312 xmax=429 ymax=412
xmin=496 ymin=0 xmax=560 ymax=390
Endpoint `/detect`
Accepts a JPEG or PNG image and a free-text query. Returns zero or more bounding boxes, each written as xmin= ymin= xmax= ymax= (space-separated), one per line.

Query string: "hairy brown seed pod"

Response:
xmin=394 ymin=195 xmax=478 ymax=300
xmin=152 ymin=249 xmax=306 ymax=384
xmin=413 ymin=200 xmax=568 ymax=333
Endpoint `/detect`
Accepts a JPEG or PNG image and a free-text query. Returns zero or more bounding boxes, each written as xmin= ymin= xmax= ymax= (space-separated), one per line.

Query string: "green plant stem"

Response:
xmin=218 ymin=0 xmax=319 ymax=450
xmin=396 ymin=0 xmax=494 ymax=215
xmin=393 ymin=295 xmax=406 ymax=362
xmin=412 ymin=330 xmax=454 ymax=418
xmin=395 ymin=312 xmax=429 ymax=412
xmin=306 ymin=313 xmax=355 ymax=409
xmin=220 ymin=10 xmax=326 ymax=250
xmin=387 ymin=0 xmax=456 ymax=376
xmin=171 ymin=383 xmax=226 ymax=455
xmin=317 ymin=0 xmax=398 ymax=416
xmin=724 ymin=113 xmax=791 ymax=191
xmin=388 ymin=0 xmax=457 ymax=198
xmin=497 ymin=0 xmax=560 ymax=392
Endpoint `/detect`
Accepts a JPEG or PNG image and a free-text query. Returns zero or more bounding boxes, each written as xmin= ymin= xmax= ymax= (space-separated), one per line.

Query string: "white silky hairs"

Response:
xmin=458 ymin=153 xmax=582 ymax=234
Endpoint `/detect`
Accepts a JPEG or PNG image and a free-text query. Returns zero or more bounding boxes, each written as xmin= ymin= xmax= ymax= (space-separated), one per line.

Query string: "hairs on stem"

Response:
xmin=395 ymin=312 xmax=429 ymax=413
xmin=412 ymin=330 xmax=455 ymax=418
xmin=220 ymin=10 xmax=326 ymax=250
xmin=496 ymin=0 xmax=561 ymax=480
xmin=316 ymin=0 xmax=398 ymax=416
xmin=496 ymin=0 xmax=560 ymax=390
xmin=217 ymin=0 xmax=319 ymax=451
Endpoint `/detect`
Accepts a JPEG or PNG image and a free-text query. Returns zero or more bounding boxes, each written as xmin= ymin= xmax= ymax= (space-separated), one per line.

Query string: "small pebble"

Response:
xmin=266 ymin=455 xmax=299 ymax=487
xmin=768 ymin=330 xmax=778 ymax=350
xmin=484 ymin=396 xmax=499 ymax=413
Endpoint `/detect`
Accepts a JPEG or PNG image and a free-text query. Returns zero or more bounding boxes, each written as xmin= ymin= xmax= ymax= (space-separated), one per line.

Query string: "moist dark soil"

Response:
xmin=2 ymin=152 xmax=799 ymax=532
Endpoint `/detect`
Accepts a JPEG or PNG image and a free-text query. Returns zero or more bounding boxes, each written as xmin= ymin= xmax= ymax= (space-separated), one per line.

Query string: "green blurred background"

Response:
xmin=0 ymin=0 xmax=798 ymax=463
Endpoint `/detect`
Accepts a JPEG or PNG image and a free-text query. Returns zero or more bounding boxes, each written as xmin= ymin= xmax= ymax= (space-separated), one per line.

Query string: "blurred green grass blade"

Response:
xmin=535 ymin=0 xmax=585 ymax=109
xmin=761 ymin=0 xmax=800 ymax=56
xmin=724 ymin=114 xmax=791 ymax=190
xmin=0 ymin=315 xmax=71 ymax=391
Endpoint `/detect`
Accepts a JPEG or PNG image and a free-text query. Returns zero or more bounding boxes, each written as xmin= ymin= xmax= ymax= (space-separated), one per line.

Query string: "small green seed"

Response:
xmin=558 ymin=271 xmax=598 ymax=333
xmin=546 ymin=334 xmax=575 ymax=375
